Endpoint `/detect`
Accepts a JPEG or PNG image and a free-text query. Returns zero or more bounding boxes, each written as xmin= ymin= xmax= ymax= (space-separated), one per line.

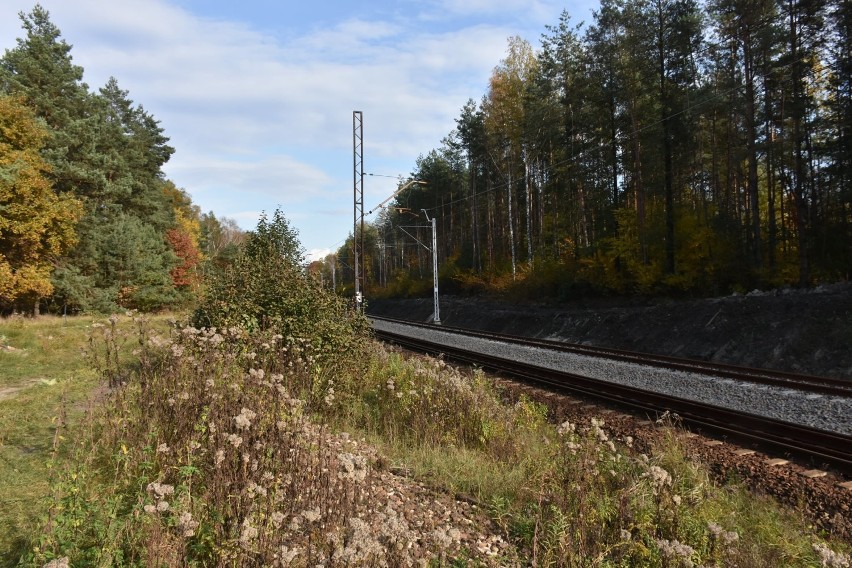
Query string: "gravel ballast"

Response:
xmin=372 ymin=319 xmax=852 ymax=436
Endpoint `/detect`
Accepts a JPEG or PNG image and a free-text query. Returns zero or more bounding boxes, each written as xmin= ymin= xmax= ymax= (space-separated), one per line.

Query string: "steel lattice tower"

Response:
xmin=352 ymin=111 xmax=364 ymax=309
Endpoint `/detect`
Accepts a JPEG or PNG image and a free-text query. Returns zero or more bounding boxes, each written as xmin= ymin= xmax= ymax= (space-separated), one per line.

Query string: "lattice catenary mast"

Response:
xmin=352 ymin=111 xmax=365 ymax=310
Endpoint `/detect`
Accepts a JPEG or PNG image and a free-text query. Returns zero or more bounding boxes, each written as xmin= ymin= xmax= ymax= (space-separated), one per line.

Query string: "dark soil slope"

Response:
xmin=367 ymin=283 xmax=852 ymax=380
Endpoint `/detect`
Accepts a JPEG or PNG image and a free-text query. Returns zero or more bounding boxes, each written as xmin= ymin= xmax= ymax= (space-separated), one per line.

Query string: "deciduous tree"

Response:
xmin=0 ymin=95 xmax=81 ymax=313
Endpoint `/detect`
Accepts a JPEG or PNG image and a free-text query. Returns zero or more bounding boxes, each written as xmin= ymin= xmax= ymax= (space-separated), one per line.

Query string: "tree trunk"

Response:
xmin=744 ymin=29 xmax=762 ymax=271
xmin=765 ymin=81 xmax=777 ymax=271
xmin=471 ymin=154 xmax=480 ymax=273
xmin=525 ymin=158 xmax=534 ymax=263
xmin=659 ymin=7 xmax=676 ymax=275
xmin=789 ymin=0 xmax=810 ymax=286
xmin=507 ymin=171 xmax=517 ymax=279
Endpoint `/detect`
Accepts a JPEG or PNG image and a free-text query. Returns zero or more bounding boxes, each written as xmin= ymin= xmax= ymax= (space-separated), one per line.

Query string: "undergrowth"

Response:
xmin=21 ymin=314 xmax=852 ymax=567
xmin=13 ymin=210 xmax=851 ymax=566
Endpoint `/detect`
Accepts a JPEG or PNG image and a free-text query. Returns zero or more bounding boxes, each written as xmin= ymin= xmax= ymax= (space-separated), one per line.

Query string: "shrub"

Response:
xmin=191 ymin=209 xmax=369 ymax=376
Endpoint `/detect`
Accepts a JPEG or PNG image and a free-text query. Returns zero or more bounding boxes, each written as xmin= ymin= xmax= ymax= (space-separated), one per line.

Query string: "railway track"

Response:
xmin=370 ymin=316 xmax=852 ymax=474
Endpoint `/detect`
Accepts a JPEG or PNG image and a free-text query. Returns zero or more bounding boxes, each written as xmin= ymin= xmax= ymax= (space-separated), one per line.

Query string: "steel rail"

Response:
xmin=372 ymin=322 xmax=852 ymax=474
xmin=370 ymin=316 xmax=852 ymax=397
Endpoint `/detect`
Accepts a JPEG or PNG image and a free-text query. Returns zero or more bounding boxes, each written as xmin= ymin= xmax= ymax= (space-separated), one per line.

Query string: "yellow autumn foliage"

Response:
xmin=161 ymin=180 xmax=201 ymax=251
xmin=0 ymin=96 xmax=82 ymax=307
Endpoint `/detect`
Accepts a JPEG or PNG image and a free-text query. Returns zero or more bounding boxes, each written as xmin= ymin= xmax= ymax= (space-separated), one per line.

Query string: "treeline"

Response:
xmin=324 ymin=0 xmax=851 ymax=300
xmin=0 ymin=5 xmax=245 ymax=315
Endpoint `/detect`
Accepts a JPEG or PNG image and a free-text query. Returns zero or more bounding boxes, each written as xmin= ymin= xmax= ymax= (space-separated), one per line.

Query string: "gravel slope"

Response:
xmin=367 ymin=283 xmax=852 ymax=380
xmin=372 ymin=319 xmax=852 ymax=436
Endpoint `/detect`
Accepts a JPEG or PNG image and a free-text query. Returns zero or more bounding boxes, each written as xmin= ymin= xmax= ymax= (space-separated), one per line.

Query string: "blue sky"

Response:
xmin=2 ymin=0 xmax=599 ymax=260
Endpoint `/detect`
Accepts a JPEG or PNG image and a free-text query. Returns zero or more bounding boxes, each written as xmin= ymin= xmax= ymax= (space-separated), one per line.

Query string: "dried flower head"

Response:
xmin=655 ymin=538 xmax=696 ymax=567
xmin=146 ymin=482 xmax=175 ymax=499
xmin=239 ymin=521 xmax=259 ymax=547
xmin=707 ymin=522 xmax=739 ymax=546
xmin=557 ymin=420 xmax=576 ymax=436
xmin=277 ymin=546 xmax=299 ymax=564
xmin=234 ymin=407 xmax=257 ymax=430
xmin=271 ymin=511 xmax=286 ymax=529
xmin=337 ymin=452 xmax=368 ymax=483
xmin=645 ymin=465 xmax=672 ymax=492
xmin=178 ymin=511 xmax=199 ymax=537
xmin=813 ymin=542 xmax=850 ymax=567
xmin=302 ymin=508 xmax=321 ymax=523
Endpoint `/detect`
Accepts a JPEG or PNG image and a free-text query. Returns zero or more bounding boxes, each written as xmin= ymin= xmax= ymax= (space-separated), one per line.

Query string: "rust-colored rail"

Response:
xmin=371 ymin=317 xmax=852 ymax=474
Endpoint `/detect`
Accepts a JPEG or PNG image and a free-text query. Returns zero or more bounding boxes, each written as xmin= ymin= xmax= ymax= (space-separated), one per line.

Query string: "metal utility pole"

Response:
xmin=421 ymin=209 xmax=441 ymax=325
xmin=353 ymin=111 xmax=364 ymax=311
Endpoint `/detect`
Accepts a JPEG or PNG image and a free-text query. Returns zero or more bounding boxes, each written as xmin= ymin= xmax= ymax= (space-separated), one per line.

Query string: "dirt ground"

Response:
xmin=367 ymin=282 xmax=852 ymax=380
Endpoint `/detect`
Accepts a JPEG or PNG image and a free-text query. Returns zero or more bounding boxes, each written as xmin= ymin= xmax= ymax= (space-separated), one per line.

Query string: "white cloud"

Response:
xmin=2 ymin=0 xmax=596 ymax=250
xmin=167 ymin=154 xmax=333 ymax=200
xmin=305 ymin=248 xmax=332 ymax=263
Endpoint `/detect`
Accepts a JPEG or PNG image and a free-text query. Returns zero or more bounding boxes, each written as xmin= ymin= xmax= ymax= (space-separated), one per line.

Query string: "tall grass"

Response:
xmin=25 ymin=314 xmax=509 ymax=566
xmin=358 ymin=356 xmax=852 ymax=567
xmin=10 ymin=210 xmax=851 ymax=566
xmin=0 ymin=314 xmax=108 ymax=566
xmin=20 ymin=314 xmax=851 ymax=566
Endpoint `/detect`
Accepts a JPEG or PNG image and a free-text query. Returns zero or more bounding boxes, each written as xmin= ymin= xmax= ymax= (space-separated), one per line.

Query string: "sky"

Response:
xmin=2 ymin=0 xmax=599 ymax=261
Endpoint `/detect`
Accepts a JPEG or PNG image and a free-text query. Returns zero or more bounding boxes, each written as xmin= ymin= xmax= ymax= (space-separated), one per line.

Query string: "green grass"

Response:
xmin=0 ymin=314 xmax=172 ymax=567
xmin=3 ymin=315 xmax=851 ymax=567
xmin=349 ymin=366 xmax=852 ymax=567
xmin=0 ymin=315 xmax=99 ymax=565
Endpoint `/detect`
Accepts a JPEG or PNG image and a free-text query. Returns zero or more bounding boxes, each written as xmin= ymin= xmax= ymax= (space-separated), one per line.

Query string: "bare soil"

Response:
xmin=368 ymin=282 xmax=852 ymax=379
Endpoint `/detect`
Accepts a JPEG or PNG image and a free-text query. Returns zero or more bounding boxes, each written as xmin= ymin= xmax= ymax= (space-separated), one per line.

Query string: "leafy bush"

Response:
xmin=19 ymin=210 xmax=852 ymax=566
xmin=192 ymin=209 xmax=369 ymax=375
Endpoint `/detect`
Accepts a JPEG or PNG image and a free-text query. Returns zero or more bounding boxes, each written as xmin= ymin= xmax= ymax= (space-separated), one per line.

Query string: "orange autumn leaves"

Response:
xmin=166 ymin=228 xmax=201 ymax=289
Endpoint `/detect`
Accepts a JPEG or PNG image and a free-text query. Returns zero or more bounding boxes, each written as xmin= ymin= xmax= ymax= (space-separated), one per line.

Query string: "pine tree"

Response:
xmin=2 ymin=7 xmax=183 ymax=311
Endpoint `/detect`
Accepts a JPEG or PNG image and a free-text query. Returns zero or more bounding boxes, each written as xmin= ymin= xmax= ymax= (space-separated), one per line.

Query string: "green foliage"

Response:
xmin=373 ymin=269 xmax=432 ymax=299
xmin=0 ymin=5 xmax=88 ymax=134
xmin=197 ymin=211 xmax=244 ymax=273
xmin=1 ymin=7 xmax=186 ymax=314
xmin=193 ymin=208 xmax=368 ymax=374
xmin=353 ymin=354 xmax=536 ymax=456
xmin=53 ymin=214 xmax=179 ymax=313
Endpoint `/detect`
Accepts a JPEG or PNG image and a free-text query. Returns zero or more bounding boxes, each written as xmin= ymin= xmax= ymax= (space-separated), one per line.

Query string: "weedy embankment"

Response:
xmin=10 ymin=210 xmax=851 ymax=567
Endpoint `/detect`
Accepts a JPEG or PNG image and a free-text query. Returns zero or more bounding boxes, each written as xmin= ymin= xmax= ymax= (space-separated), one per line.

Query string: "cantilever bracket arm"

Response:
xmin=398 ymin=226 xmax=430 ymax=251
xmin=368 ymin=179 xmax=427 ymax=215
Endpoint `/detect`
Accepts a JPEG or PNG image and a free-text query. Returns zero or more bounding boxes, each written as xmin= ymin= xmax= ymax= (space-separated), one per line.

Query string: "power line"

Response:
xmin=366 ymin=173 xmax=403 ymax=179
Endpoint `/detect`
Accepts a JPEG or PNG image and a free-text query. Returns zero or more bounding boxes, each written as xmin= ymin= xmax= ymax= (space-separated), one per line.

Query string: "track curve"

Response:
xmin=371 ymin=316 xmax=852 ymax=474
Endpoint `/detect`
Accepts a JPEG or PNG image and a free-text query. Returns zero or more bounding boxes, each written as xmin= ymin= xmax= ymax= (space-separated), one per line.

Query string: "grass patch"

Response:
xmin=0 ymin=315 xmax=97 ymax=565
xmin=4 ymin=315 xmax=852 ymax=566
xmin=0 ymin=313 xmax=171 ymax=567
xmin=345 ymin=353 xmax=852 ymax=567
